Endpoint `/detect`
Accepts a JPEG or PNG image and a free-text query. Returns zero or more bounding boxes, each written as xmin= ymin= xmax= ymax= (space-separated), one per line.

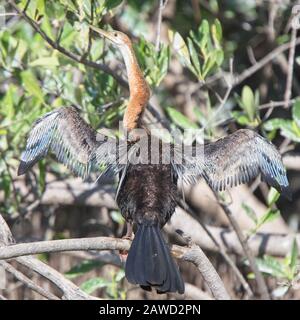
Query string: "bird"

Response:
xmin=17 ymin=25 xmax=291 ymax=295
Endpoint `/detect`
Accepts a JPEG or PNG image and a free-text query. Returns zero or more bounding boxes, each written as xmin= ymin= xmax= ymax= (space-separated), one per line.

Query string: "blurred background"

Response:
xmin=0 ymin=0 xmax=300 ymax=300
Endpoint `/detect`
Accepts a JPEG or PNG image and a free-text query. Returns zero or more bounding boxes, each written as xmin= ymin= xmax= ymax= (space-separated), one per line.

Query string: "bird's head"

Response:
xmin=89 ymin=25 xmax=132 ymax=47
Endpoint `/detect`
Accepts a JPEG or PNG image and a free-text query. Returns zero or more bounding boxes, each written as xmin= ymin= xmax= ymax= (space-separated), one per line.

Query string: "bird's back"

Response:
xmin=117 ymin=163 xmax=178 ymax=227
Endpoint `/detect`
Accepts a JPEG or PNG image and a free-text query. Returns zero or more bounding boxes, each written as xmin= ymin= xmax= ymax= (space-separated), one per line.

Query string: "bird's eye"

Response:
xmin=114 ymin=33 xmax=118 ymax=37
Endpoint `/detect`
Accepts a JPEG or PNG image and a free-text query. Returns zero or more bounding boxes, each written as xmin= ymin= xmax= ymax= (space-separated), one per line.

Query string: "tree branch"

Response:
xmin=284 ymin=27 xmax=297 ymax=108
xmin=0 ymin=213 xmax=94 ymax=300
xmin=0 ymin=260 xmax=60 ymax=300
xmin=155 ymin=0 xmax=168 ymax=51
xmin=0 ymin=234 xmax=230 ymax=300
xmin=233 ymin=37 xmax=300 ymax=85
xmin=211 ymin=191 xmax=270 ymax=299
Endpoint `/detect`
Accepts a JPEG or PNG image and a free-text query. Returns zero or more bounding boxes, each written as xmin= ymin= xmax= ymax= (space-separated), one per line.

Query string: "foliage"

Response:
xmin=0 ymin=0 xmax=299 ymax=300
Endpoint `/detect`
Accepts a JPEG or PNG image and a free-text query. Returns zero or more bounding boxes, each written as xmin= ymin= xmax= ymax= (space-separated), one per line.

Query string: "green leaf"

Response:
xmin=241 ymin=86 xmax=255 ymax=121
xmin=248 ymin=209 xmax=280 ymax=237
xmin=259 ymin=209 xmax=280 ymax=226
xmin=168 ymin=30 xmax=191 ymax=67
xmin=264 ymin=118 xmax=289 ymax=130
xmin=211 ymin=19 xmax=222 ymax=45
xmin=255 ymin=255 xmax=286 ymax=278
xmin=292 ymin=99 xmax=300 ymax=128
xmin=202 ymin=53 xmax=216 ymax=78
xmin=80 ymin=277 xmax=110 ymax=294
xmin=166 ymin=107 xmax=198 ymax=129
xmin=115 ymin=269 xmax=125 ymax=282
xmin=105 ymin=0 xmax=123 ymax=10
xmin=111 ymin=211 xmax=124 ymax=225
xmin=198 ymin=19 xmax=210 ymax=54
xmin=36 ymin=0 xmax=46 ymax=15
xmin=38 ymin=160 xmax=46 ymax=194
xmin=2 ymin=84 xmax=17 ymax=120
xmin=65 ymin=260 xmax=103 ymax=279
xmin=29 ymin=56 xmax=59 ymax=67
xmin=242 ymin=203 xmax=257 ymax=224
xmin=187 ymin=38 xmax=201 ymax=77
xmin=231 ymin=111 xmax=250 ymax=125
xmin=264 ymin=118 xmax=300 ymax=142
xmin=267 ymin=187 xmax=280 ymax=206
xmin=20 ymin=70 xmax=44 ymax=102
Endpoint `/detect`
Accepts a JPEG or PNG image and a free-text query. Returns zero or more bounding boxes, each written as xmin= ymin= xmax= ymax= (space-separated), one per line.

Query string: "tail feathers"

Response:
xmin=125 ymin=224 xmax=184 ymax=294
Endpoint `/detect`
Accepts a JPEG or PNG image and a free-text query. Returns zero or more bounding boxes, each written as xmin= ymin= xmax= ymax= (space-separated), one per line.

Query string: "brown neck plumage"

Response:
xmin=119 ymin=43 xmax=150 ymax=132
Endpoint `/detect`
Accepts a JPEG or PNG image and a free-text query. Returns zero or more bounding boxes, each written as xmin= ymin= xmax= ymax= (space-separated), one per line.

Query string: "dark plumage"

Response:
xmin=116 ymin=158 xmax=184 ymax=293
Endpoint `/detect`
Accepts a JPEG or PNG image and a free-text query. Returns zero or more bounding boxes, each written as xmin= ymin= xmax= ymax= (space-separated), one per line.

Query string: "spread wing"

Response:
xmin=201 ymin=129 xmax=290 ymax=198
xmin=18 ymin=106 xmax=117 ymax=179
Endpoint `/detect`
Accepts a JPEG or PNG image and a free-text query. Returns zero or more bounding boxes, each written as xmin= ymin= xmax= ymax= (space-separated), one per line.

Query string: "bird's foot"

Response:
xmin=119 ymin=222 xmax=134 ymax=262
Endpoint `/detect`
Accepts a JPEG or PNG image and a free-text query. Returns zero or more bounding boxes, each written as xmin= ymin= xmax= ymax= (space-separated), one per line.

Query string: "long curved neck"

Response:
xmin=119 ymin=44 xmax=150 ymax=132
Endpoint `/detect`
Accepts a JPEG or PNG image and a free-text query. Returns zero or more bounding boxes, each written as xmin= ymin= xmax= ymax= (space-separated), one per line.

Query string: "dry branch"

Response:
xmin=184 ymin=283 xmax=213 ymax=300
xmin=211 ymin=191 xmax=270 ymax=300
xmin=233 ymin=37 xmax=300 ymax=85
xmin=168 ymin=207 xmax=300 ymax=258
xmin=0 ymin=235 xmax=230 ymax=300
xmin=2 ymin=179 xmax=299 ymax=258
xmin=0 ymin=260 xmax=60 ymax=300
xmin=0 ymin=213 xmax=94 ymax=300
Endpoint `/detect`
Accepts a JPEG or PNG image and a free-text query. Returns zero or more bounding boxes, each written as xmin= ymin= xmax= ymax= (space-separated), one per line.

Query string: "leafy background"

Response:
xmin=0 ymin=0 xmax=300 ymax=299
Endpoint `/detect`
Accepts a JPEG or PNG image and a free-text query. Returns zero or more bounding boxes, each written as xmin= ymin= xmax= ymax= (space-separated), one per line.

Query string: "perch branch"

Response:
xmin=0 ymin=236 xmax=230 ymax=300
xmin=1 ymin=180 xmax=299 ymax=257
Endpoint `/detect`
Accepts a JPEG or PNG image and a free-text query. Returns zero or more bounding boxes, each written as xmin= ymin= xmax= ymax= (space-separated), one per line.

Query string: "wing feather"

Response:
xmin=202 ymin=129 xmax=291 ymax=198
xmin=18 ymin=106 xmax=114 ymax=179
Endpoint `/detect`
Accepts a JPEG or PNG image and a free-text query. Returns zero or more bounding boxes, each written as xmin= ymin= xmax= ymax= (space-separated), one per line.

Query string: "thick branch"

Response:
xmin=181 ymin=244 xmax=230 ymax=300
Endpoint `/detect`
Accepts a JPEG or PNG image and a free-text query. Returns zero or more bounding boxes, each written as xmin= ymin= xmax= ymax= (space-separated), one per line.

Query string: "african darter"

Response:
xmin=18 ymin=26 xmax=290 ymax=294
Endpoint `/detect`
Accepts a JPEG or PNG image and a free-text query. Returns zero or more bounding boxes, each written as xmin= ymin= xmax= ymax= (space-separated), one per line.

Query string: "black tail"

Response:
xmin=125 ymin=224 xmax=184 ymax=294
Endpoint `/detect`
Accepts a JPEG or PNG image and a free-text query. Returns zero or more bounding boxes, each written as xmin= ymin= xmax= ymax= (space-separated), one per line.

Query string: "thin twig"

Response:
xmin=234 ymin=37 xmax=300 ymax=85
xmin=179 ymin=201 xmax=253 ymax=298
xmin=284 ymin=26 xmax=297 ymax=109
xmin=258 ymin=99 xmax=295 ymax=110
xmin=155 ymin=0 xmax=168 ymax=51
xmin=212 ymin=190 xmax=270 ymax=300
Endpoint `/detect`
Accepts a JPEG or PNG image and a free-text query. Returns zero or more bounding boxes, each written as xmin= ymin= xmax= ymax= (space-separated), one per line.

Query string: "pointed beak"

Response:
xmin=89 ymin=25 xmax=114 ymax=42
